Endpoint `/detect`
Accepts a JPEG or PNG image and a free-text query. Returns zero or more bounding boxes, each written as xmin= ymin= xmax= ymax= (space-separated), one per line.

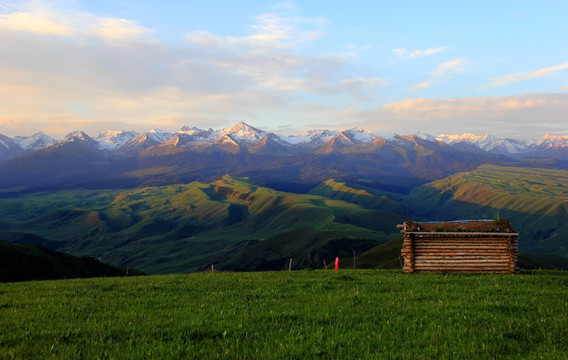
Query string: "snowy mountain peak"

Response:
xmin=144 ymin=129 xmax=174 ymax=143
xmin=62 ymin=131 xmax=92 ymax=142
xmin=391 ymin=134 xmax=420 ymax=145
xmin=339 ymin=128 xmax=377 ymax=143
xmin=220 ymin=121 xmax=267 ymax=144
xmin=436 ymin=133 xmax=529 ymax=154
xmin=279 ymin=129 xmax=338 ymax=146
xmin=535 ymin=134 xmax=568 ymax=147
xmin=413 ymin=132 xmax=438 ymax=142
xmin=13 ymin=132 xmax=55 ymax=151
xmin=96 ymin=130 xmax=139 ymax=150
xmin=437 ymin=133 xmax=492 ymax=142
xmin=222 ymin=121 xmax=262 ymax=135
xmin=0 ymin=134 xmax=20 ymax=154
xmin=179 ymin=126 xmax=203 ymax=134
xmin=332 ymin=132 xmax=354 ymax=145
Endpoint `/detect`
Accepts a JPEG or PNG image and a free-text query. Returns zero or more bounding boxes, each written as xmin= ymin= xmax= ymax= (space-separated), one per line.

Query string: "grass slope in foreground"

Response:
xmin=1 ymin=270 xmax=566 ymax=359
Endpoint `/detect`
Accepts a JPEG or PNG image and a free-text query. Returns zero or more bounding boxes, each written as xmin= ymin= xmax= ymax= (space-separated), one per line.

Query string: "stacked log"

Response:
xmin=399 ymin=221 xmax=519 ymax=274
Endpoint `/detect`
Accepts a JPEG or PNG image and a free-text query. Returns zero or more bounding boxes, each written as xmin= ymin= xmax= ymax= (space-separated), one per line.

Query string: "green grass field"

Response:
xmin=1 ymin=270 xmax=566 ymax=359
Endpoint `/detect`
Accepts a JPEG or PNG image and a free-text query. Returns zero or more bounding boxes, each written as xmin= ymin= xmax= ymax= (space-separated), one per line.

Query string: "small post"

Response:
xmin=288 ymin=258 xmax=293 ymax=271
xmin=353 ymin=249 xmax=356 ymax=270
xmin=211 ymin=264 xmax=215 ymax=272
xmin=323 ymin=259 xmax=327 ymax=270
xmin=125 ymin=267 xmax=129 ymax=277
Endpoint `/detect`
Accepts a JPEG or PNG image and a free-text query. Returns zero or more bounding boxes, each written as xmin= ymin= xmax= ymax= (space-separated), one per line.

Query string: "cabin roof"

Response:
xmin=398 ymin=219 xmax=517 ymax=234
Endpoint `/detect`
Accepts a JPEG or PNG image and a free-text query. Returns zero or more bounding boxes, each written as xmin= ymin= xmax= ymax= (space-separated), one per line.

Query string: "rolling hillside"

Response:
xmin=0 ymin=240 xmax=144 ymax=282
xmin=2 ymin=165 xmax=568 ymax=274
xmin=0 ymin=176 xmax=406 ymax=273
xmin=403 ymin=164 xmax=568 ymax=257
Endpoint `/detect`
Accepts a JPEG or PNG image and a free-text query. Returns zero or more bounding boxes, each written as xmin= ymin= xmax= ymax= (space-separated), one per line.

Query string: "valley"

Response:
xmin=1 ymin=165 xmax=568 ymax=273
xmin=1 ymin=123 xmax=568 ymax=273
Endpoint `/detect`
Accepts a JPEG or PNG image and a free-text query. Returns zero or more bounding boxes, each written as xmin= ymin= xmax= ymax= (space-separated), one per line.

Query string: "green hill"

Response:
xmin=403 ymin=164 xmax=568 ymax=258
xmin=338 ymin=238 xmax=404 ymax=270
xmin=0 ymin=176 xmax=406 ymax=274
xmin=0 ymin=240 xmax=144 ymax=282
xmin=3 ymin=165 xmax=567 ymax=274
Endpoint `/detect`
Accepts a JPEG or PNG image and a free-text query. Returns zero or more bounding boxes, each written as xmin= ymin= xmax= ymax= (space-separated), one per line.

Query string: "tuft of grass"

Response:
xmin=0 ymin=270 xmax=566 ymax=359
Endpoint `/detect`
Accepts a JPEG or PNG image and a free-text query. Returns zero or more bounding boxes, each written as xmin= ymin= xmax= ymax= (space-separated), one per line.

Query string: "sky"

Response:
xmin=0 ymin=0 xmax=567 ymax=139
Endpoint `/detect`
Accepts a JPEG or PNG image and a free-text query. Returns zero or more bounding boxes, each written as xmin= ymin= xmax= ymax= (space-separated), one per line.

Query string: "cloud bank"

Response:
xmin=0 ymin=1 xmax=386 ymax=137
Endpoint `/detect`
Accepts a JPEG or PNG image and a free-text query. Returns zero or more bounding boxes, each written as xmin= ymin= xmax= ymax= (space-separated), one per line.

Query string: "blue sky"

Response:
xmin=0 ymin=0 xmax=567 ymax=138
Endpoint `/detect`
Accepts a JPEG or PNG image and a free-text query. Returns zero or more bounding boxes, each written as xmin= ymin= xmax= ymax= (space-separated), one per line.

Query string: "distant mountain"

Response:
xmin=0 ymin=133 xmax=21 ymax=159
xmin=437 ymin=133 xmax=568 ymax=160
xmin=317 ymin=129 xmax=376 ymax=154
xmin=14 ymin=132 xmax=55 ymax=151
xmin=3 ymin=123 xmax=568 ymax=159
xmin=1 ymin=123 xmax=568 ymax=194
xmin=0 ymin=131 xmax=111 ymax=189
xmin=279 ymin=129 xmax=338 ymax=150
xmin=95 ymin=130 xmax=139 ymax=150
xmin=219 ymin=121 xmax=268 ymax=145
xmin=0 ymin=240 xmax=145 ymax=282
xmin=0 ymin=132 xmax=54 ymax=161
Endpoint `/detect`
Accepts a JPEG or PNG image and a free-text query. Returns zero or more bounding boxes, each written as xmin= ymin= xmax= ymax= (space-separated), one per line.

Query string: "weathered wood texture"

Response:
xmin=399 ymin=221 xmax=519 ymax=274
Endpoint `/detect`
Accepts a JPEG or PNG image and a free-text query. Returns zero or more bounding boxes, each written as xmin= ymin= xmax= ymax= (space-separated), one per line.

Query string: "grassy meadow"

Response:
xmin=1 ymin=269 xmax=567 ymax=359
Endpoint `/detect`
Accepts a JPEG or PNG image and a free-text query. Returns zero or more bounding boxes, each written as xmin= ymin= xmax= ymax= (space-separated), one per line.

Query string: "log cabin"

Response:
xmin=398 ymin=220 xmax=519 ymax=274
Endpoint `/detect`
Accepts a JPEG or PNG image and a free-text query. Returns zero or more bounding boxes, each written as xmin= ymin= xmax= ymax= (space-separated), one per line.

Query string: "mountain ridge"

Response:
xmin=2 ymin=122 xmax=568 ymax=161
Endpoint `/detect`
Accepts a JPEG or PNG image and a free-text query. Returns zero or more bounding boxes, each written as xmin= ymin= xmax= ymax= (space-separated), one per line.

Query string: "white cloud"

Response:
xmin=187 ymin=13 xmax=328 ymax=49
xmin=341 ymin=77 xmax=388 ymax=88
xmin=411 ymin=81 xmax=433 ymax=90
xmin=394 ymin=46 xmax=446 ymax=59
xmin=0 ymin=2 xmax=152 ymax=45
xmin=89 ymin=17 xmax=152 ymax=44
xmin=0 ymin=10 xmax=74 ymax=35
xmin=437 ymin=58 xmax=466 ymax=71
xmin=487 ymin=62 xmax=568 ymax=87
xmin=408 ymin=58 xmax=467 ymax=91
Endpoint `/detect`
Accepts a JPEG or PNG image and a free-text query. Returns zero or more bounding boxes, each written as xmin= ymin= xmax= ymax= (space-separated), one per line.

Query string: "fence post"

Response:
xmin=353 ymin=249 xmax=356 ymax=270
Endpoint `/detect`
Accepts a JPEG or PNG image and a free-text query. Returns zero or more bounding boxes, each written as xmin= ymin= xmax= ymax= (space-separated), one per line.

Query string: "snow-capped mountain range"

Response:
xmin=1 ymin=121 xmax=568 ymax=160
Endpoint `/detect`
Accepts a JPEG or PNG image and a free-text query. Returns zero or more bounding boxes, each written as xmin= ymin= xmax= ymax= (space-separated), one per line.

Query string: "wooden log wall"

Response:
xmin=401 ymin=229 xmax=519 ymax=274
